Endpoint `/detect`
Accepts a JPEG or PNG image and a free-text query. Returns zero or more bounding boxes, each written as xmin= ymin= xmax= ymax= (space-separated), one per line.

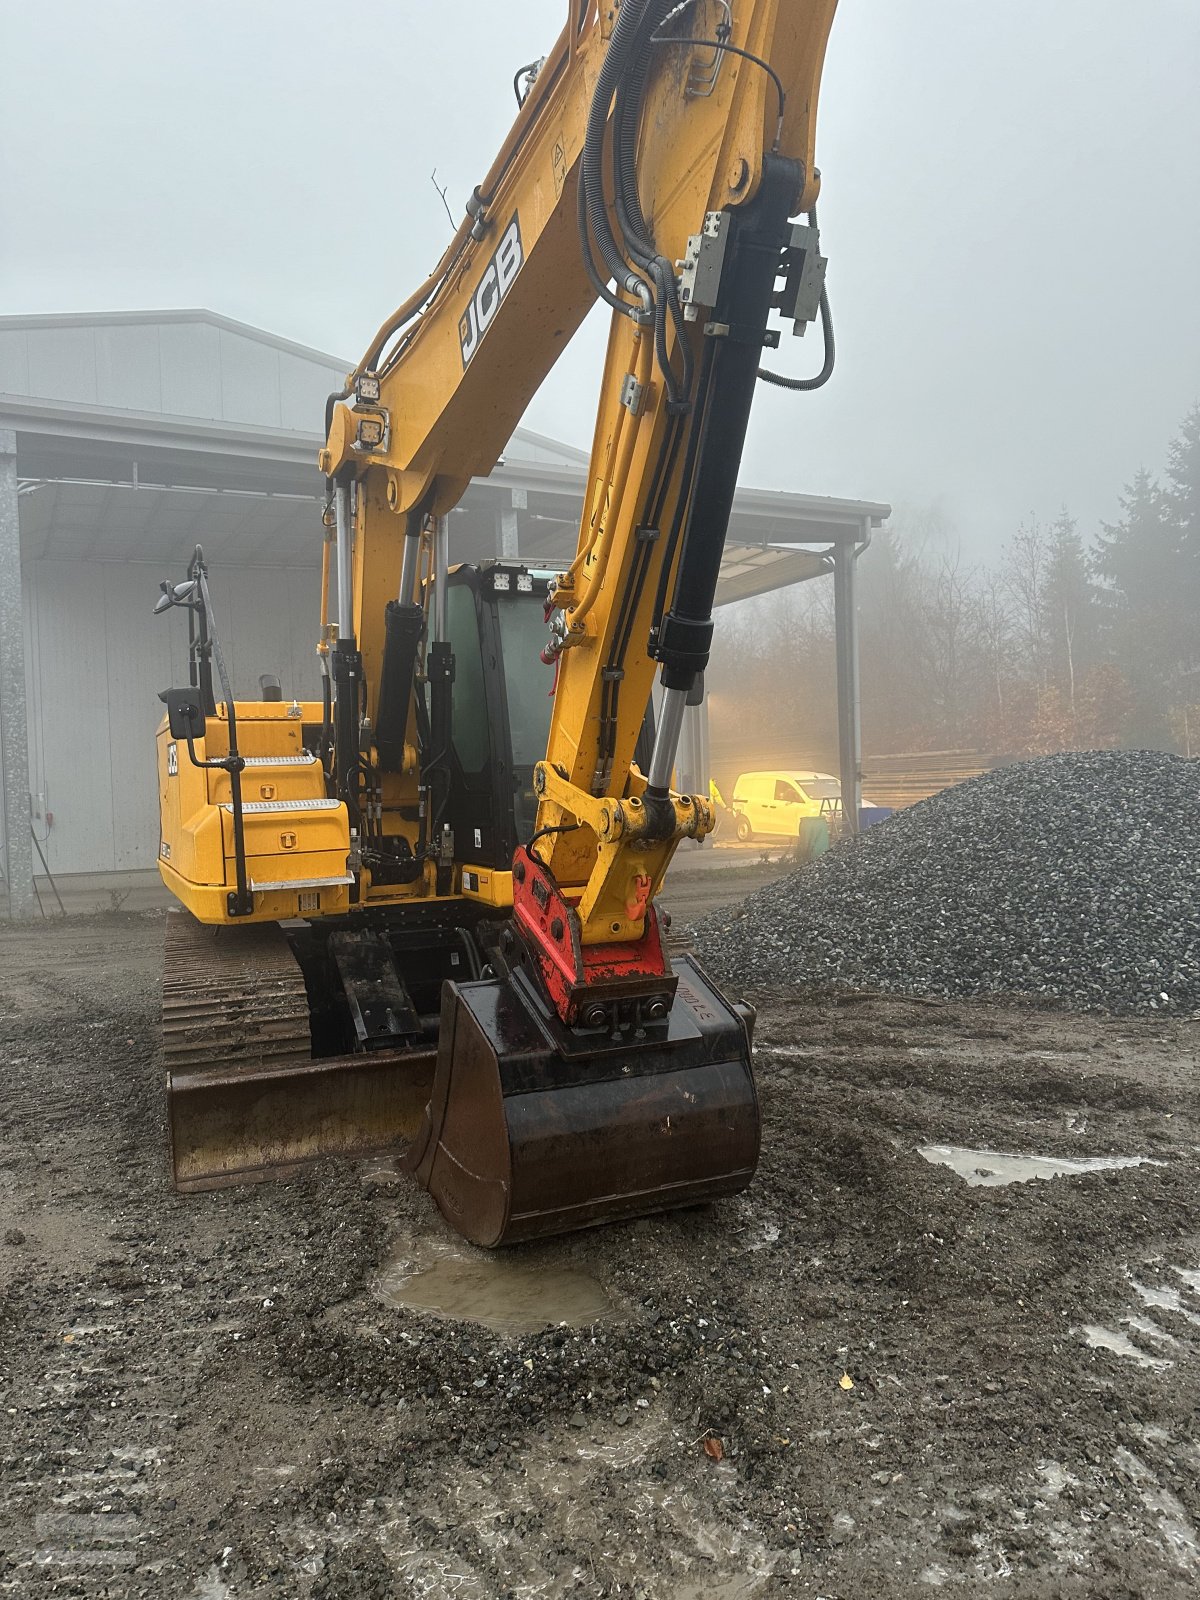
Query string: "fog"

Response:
xmin=2 ymin=0 xmax=1198 ymax=553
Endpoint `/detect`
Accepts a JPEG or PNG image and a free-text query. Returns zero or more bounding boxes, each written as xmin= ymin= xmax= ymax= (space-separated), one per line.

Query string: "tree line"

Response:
xmin=711 ymin=404 xmax=1200 ymax=763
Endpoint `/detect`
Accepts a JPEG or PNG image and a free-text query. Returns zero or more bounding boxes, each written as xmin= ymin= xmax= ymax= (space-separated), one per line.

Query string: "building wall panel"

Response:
xmin=158 ymin=321 xmax=223 ymax=420
xmin=94 ymin=324 xmax=164 ymax=414
xmin=0 ymin=330 xmax=31 ymax=396
xmin=103 ymin=565 xmax=175 ymax=871
xmin=22 ymin=557 xmax=321 ymax=878
xmin=28 ymin=560 xmax=116 ymax=873
xmin=218 ymin=330 xmax=282 ymax=429
xmin=24 ymin=328 xmax=99 ymax=406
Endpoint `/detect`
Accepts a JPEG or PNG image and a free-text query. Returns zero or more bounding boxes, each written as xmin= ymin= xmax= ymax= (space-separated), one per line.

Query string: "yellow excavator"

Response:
xmin=153 ymin=0 xmax=838 ymax=1247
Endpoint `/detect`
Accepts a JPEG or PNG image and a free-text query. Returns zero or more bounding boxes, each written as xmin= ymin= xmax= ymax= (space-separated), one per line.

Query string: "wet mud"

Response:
xmin=2 ymin=910 xmax=1200 ymax=1597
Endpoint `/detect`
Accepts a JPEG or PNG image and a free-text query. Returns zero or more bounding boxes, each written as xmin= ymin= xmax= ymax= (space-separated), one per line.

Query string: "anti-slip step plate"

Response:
xmin=249 ymin=875 xmax=355 ymax=892
xmin=240 ymin=754 xmax=319 ymax=767
xmin=221 ymin=798 xmax=342 ymax=814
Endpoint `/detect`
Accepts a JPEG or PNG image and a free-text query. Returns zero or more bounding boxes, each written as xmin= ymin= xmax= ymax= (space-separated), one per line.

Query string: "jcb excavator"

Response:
xmin=154 ymin=0 xmax=838 ymax=1247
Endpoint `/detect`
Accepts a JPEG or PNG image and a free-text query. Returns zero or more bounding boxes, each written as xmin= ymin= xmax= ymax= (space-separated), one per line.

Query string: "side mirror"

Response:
xmin=158 ymin=688 xmax=207 ymax=742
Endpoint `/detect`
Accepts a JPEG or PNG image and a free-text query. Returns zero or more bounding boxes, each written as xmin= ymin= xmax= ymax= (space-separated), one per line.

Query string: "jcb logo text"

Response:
xmin=459 ymin=214 xmax=523 ymax=368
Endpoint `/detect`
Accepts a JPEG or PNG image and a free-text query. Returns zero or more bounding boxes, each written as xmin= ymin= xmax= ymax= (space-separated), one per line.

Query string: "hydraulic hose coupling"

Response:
xmin=466 ymin=187 xmax=489 ymax=242
xmin=631 ymin=280 xmax=654 ymax=323
xmin=541 ymin=611 xmax=569 ymax=664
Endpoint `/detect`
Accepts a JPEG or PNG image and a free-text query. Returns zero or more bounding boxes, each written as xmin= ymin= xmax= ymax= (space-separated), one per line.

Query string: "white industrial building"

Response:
xmin=0 ymin=309 xmax=889 ymax=916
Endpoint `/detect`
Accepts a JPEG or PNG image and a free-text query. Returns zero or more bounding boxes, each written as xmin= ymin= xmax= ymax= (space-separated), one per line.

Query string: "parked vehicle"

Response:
xmin=729 ymin=770 xmax=891 ymax=843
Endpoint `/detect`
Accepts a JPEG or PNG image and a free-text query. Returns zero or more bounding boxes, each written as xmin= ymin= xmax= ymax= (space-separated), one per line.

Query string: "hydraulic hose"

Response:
xmin=581 ymin=0 xmax=654 ymax=302
xmin=758 ymin=285 xmax=835 ymax=391
xmin=576 ymin=174 xmax=640 ymax=319
xmin=612 ymin=1 xmax=693 ymax=410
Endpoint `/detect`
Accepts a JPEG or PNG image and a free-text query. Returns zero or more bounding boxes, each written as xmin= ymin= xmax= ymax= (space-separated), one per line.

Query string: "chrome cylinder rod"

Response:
xmin=433 ymin=515 xmax=450 ymax=641
xmin=398 ymin=512 xmax=422 ymax=606
xmin=335 ymin=482 xmax=354 ymax=640
xmin=646 ymin=683 xmax=689 ymax=795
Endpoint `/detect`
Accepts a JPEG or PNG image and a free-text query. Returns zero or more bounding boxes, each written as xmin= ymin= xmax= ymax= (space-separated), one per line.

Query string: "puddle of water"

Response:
xmin=189 ymin=1570 xmax=236 ymax=1600
xmin=1079 ymin=1323 xmax=1172 ymax=1370
xmin=1124 ymin=1314 xmax=1180 ymax=1347
xmin=1035 ymin=1460 xmax=1076 ymax=1498
xmin=669 ymin=1577 xmax=770 ymax=1600
xmin=1115 ymin=1448 xmax=1200 ymax=1569
xmin=379 ymin=1252 xmax=614 ymax=1336
xmin=359 ymin=1156 xmax=405 ymax=1185
xmin=1133 ymin=1280 xmax=1186 ymax=1313
xmin=919 ymin=1145 xmax=1156 ymax=1187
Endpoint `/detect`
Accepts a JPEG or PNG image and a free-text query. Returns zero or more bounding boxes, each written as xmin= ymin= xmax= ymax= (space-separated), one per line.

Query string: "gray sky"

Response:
xmin=2 ymin=1 xmax=1198 ymax=557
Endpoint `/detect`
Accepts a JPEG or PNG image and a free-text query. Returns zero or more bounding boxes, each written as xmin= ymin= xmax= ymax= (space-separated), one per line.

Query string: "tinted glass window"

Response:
xmin=445 ymin=584 xmax=488 ymax=771
xmin=496 ymin=595 xmax=555 ymax=769
xmin=798 ymin=778 xmax=841 ymax=801
xmin=497 ymin=593 xmax=555 ymax=843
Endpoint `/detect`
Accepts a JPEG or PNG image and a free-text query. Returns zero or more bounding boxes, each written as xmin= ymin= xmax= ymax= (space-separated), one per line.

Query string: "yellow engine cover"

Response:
xmin=156 ymin=701 xmax=353 ymax=925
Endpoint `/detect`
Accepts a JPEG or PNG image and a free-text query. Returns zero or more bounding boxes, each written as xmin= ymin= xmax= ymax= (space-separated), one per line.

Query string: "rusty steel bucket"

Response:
xmin=405 ymin=955 xmax=759 ymax=1247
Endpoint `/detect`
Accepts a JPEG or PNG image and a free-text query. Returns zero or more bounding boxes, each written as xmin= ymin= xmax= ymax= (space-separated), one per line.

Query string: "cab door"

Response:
xmin=742 ymin=776 xmax=774 ymax=835
xmin=769 ymin=778 xmax=807 ymax=836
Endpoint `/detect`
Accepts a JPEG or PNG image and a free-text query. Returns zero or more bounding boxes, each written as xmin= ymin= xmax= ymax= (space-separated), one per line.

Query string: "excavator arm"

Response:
xmin=321 ymin=0 xmax=836 ymax=966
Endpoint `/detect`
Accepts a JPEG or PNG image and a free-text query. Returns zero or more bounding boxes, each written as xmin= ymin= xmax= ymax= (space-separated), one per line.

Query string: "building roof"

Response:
xmin=1 ymin=310 xmax=890 ymax=604
xmin=0 ymin=309 xmax=595 ymax=472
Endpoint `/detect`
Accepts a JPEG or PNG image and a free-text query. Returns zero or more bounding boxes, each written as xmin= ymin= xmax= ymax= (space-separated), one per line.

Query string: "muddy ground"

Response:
xmin=2 ymin=861 xmax=1199 ymax=1598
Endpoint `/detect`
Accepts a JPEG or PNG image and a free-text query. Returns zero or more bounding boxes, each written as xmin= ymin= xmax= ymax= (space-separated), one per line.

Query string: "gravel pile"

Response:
xmin=697 ymin=750 xmax=1200 ymax=1014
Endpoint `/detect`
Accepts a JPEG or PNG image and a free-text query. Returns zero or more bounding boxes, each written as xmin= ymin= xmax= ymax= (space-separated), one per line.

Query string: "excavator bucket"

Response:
xmin=405 ymin=955 xmax=759 ymax=1248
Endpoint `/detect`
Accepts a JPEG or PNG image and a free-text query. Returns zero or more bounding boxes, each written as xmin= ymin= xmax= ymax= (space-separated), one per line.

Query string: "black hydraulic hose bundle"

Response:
xmin=579 ymin=0 xmax=653 ymax=301
xmin=613 ymin=4 xmax=693 ymax=410
xmin=319 ymin=667 xmax=334 ymax=778
xmin=577 ymin=0 xmax=694 ymax=413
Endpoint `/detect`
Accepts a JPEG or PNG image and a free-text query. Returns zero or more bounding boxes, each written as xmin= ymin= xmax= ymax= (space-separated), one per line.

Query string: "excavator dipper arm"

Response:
xmin=322 ymin=0 xmax=836 ymax=960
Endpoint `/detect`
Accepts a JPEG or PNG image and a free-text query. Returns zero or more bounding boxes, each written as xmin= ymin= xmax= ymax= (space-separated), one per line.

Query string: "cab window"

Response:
xmin=774 ymin=779 xmax=800 ymax=803
xmin=445 ymin=583 xmax=488 ymax=771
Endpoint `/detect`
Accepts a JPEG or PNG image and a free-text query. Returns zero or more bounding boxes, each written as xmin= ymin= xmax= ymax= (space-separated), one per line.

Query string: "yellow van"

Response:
xmin=729 ymin=770 xmax=845 ymax=842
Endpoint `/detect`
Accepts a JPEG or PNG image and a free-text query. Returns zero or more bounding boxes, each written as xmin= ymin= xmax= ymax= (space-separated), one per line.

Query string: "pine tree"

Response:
xmin=1162 ymin=402 xmax=1200 ymax=630
xmin=1092 ymin=441 xmax=1195 ymax=745
xmin=1042 ymin=509 xmax=1100 ymax=739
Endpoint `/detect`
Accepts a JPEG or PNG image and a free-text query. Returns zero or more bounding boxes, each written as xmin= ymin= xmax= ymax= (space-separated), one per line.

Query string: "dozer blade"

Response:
xmin=163 ymin=908 xmax=434 ymax=1191
xmin=405 ymin=954 xmax=759 ymax=1248
xmin=168 ymin=1049 xmax=436 ymax=1191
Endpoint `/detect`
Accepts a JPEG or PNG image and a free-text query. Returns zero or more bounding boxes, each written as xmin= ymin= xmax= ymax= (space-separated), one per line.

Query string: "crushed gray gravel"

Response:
xmin=695 ymin=750 xmax=1200 ymax=1014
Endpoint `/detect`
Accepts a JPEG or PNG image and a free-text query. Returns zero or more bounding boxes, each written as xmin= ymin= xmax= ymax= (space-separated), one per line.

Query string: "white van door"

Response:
xmin=765 ymin=778 xmax=805 ymax=836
